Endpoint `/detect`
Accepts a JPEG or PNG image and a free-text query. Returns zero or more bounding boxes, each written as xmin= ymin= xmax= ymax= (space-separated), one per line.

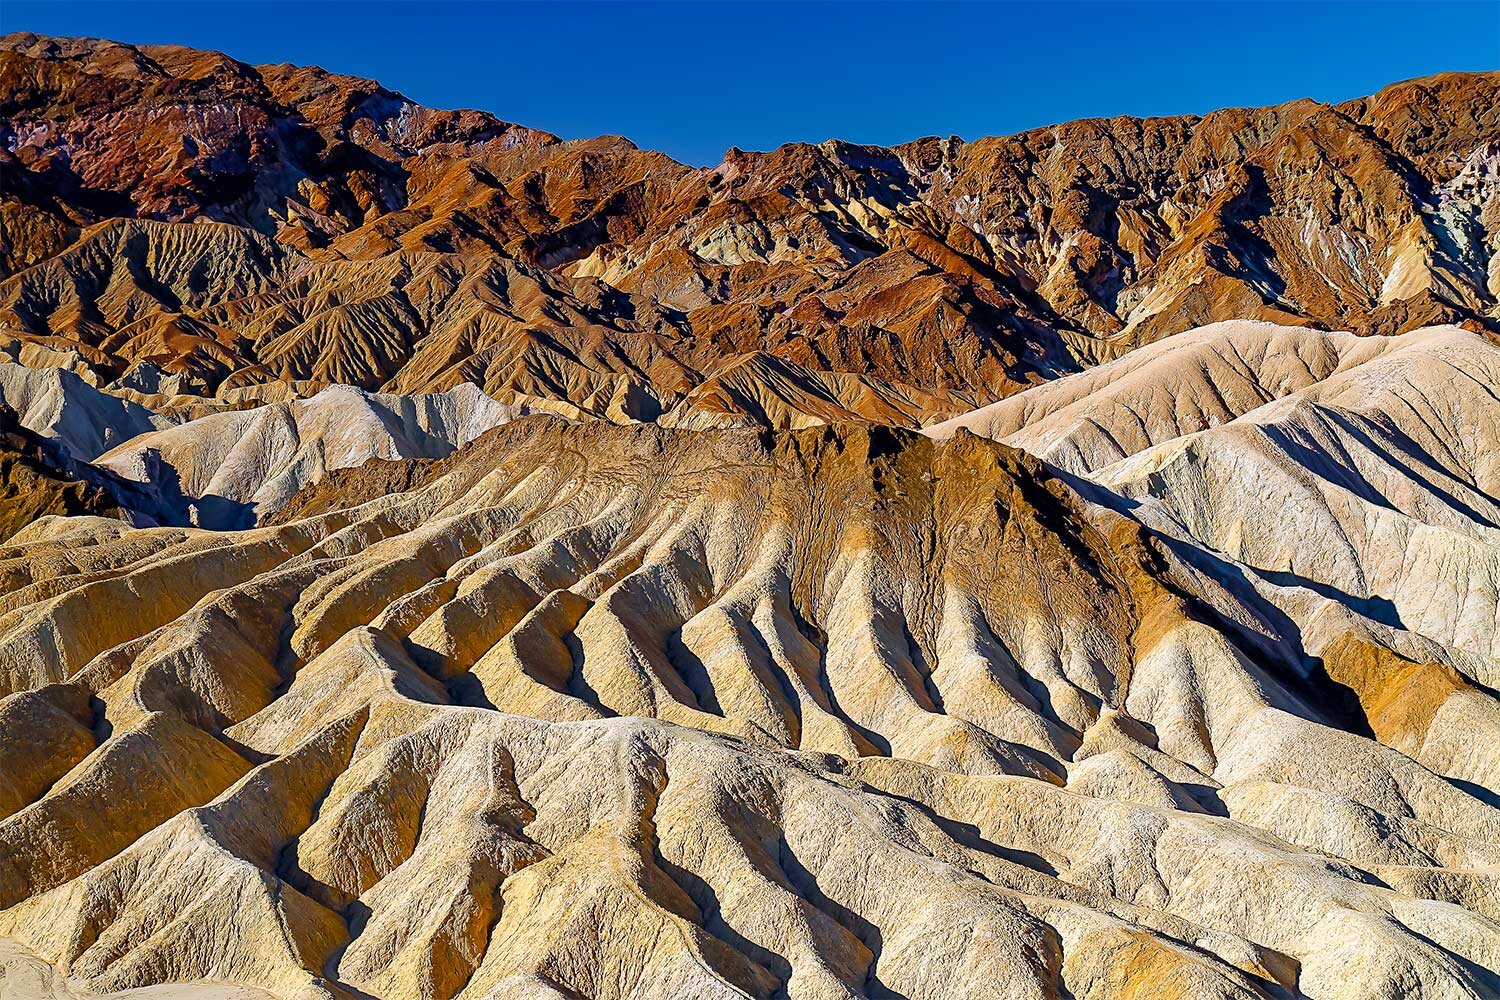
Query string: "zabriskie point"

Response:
xmin=0 ymin=26 xmax=1497 ymax=1000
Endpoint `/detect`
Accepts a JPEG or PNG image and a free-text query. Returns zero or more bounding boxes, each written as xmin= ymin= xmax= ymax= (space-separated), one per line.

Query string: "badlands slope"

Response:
xmin=0 ymin=322 xmax=1496 ymax=999
xmin=93 ymin=383 xmax=528 ymax=527
xmin=0 ymin=29 xmax=1498 ymax=1000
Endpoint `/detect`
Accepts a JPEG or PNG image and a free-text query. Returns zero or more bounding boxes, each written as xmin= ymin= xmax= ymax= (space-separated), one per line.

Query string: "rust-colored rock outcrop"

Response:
xmin=2 ymin=34 xmax=1496 ymax=428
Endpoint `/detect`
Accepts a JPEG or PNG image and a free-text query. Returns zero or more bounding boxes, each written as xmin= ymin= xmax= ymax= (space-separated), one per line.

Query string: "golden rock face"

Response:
xmin=0 ymin=30 xmax=1498 ymax=1000
xmin=0 ymin=397 xmax=1497 ymax=999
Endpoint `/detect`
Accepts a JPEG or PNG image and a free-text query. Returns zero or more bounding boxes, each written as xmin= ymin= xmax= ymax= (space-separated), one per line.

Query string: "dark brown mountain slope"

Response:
xmin=1 ymin=33 xmax=1496 ymax=425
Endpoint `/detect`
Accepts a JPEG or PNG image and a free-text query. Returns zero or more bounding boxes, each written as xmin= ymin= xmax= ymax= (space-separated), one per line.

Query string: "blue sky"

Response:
xmin=5 ymin=1 xmax=1498 ymax=165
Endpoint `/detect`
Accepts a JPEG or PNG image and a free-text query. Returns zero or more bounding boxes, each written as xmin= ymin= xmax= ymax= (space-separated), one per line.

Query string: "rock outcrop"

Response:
xmin=2 ymin=34 xmax=1497 ymax=430
xmin=95 ymin=382 xmax=529 ymax=527
xmin=0 ymin=404 xmax=128 ymax=538
xmin=0 ymin=361 xmax=173 ymax=461
xmin=0 ymin=31 xmax=1497 ymax=1000
xmin=0 ymin=393 xmax=1497 ymax=998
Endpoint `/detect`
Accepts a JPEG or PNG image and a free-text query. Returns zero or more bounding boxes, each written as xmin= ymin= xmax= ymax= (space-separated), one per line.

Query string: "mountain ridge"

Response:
xmin=1 ymin=390 xmax=1497 ymax=998
xmin=2 ymin=33 xmax=1497 ymax=431
xmin=0 ymin=31 xmax=1498 ymax=1000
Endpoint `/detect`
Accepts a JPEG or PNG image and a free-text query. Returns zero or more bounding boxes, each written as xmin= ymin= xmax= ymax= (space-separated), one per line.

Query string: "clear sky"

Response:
xmin=5 ymin=1 xmax=1498 ymax=165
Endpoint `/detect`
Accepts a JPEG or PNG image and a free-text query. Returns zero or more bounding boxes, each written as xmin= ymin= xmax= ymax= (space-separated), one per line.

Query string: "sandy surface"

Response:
xmin=0 ymin=939 xmax=272 ymax=1000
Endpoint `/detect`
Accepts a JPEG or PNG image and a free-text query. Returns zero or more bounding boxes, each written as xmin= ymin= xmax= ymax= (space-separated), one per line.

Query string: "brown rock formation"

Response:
xmin=0 ymin=32 xmax=1497 ymax=1000
xmin=0 ymin=404 xmax=124 ymax=537
xmin=1 ymin=34 xmax=1496 ymax=428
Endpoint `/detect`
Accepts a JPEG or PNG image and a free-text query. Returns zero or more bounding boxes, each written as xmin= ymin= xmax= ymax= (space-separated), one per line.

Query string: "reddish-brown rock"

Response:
xmin=1 ymin=33 xmax=1496 ymax=424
